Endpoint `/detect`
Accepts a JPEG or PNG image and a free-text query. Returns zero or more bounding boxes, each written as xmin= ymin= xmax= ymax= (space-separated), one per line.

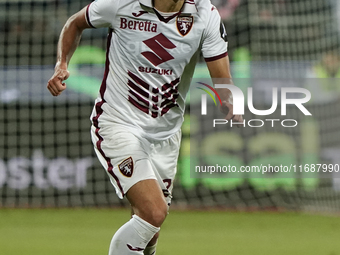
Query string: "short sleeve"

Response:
xmin=201 ymin=6 xmax=228 ymax=62
xmin=86 ymin=0 xmax=119 ymax=28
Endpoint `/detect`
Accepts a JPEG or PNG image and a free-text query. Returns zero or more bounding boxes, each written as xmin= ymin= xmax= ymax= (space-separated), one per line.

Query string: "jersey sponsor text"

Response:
xmin=120 ymin=18 xmax=157 ymax=33
xmin=139 ymin=66 xmax=174 ymax=76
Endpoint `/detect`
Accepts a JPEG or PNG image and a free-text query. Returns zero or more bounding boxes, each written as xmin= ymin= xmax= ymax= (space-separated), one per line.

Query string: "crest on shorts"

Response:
xmin=118 ymin=157 xmax=134 ymax=177
xmin=176 ymin=16 xmax=194 ymax=36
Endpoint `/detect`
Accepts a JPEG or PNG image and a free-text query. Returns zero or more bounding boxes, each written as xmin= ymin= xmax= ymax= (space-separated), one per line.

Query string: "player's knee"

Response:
xmin=149 ymin=204 xmax=167 ymax=227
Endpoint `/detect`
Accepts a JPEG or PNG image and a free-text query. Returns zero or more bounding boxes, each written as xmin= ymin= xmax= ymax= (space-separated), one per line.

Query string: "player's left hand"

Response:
xmin=47 ymin=62 xmax=69 ymax=97
xmin=220 ymin=100 xmax=244 ymax=127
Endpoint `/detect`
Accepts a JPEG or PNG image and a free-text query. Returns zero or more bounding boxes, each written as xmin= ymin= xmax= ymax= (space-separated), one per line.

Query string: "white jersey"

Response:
xmin=87 ymin=0 xmax=228 ymax=140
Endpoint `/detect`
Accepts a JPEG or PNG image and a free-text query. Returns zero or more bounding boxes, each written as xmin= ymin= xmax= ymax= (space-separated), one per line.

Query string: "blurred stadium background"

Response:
xmin=1 ymin=0 xmax=340 ymax=254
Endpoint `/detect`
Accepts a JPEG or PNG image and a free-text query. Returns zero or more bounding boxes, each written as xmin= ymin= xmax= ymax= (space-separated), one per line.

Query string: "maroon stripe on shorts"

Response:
xmin=92 ymin=30 xmax=124 ymax=196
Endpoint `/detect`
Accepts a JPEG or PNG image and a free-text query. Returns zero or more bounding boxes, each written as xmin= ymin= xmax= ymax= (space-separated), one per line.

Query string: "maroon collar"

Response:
xmin=153 ymin=8 xmax=182 ymax=23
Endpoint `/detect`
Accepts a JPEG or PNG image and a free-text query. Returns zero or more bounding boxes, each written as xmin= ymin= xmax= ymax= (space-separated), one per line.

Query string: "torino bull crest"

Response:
xmin=176 ymin=16 xmax=194 ymax=36
xmin=119 ymin=157 xmax=134 ymax=178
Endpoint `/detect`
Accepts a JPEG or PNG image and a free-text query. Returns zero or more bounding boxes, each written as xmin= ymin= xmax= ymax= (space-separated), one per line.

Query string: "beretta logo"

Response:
xmin=118 ymin=157 xmax=134 ymax=177
xmin=177 ymin=16 xmax=194 ymax=36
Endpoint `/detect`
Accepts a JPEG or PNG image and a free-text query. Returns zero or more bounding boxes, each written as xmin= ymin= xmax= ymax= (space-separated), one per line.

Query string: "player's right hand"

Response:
xmin=47 ymin=62 xmax=70 ymax=96
xmin=220 ymin=100 xmax=244 ymax=128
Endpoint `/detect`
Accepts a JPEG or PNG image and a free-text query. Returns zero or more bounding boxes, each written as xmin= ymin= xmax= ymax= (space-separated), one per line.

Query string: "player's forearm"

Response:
xmin=215 ymin=77 xmax=233 ymax=103
xmin=56 ymin=16 xmax=84 ymax=67
xmin=206 ymin=57 xmax=233 ymax=103
xmin=56 ymin=7 xmax=90 ymax=68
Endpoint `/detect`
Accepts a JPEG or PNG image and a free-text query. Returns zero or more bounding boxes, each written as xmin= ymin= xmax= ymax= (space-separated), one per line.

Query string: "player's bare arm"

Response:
xmin=206 ymin=55 xmax=244 ymax=123
xmin=47 ymin=7 xmax=91 ymax=97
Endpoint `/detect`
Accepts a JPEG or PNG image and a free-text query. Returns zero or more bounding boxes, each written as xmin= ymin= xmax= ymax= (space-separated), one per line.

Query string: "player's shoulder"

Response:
xmin=194 ymin=0 xmax=219 ymax=20
xmin=194 ymin=0 xmax=213 ymax=9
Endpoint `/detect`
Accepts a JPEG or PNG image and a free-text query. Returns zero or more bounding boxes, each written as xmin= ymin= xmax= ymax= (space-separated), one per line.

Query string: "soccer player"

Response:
xmin=47 ymin=0 xmax=243 ymax=254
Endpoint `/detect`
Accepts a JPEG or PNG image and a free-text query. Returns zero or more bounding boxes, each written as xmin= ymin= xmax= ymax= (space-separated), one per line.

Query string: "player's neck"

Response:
xmin=153 ymin=0 xmax=185 ymax=13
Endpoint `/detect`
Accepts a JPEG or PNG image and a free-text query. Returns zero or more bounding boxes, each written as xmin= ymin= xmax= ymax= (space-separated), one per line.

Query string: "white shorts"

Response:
xmin=90 ymin=123 xmax=181 ymax=206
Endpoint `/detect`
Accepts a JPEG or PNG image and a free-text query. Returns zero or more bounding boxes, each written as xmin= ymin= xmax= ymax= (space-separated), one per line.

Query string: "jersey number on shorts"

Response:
xmin=141 ymin=33 xmax=176 ymax=66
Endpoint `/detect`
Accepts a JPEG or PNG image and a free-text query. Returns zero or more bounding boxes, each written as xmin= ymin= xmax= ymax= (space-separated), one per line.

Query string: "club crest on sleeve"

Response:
xmin=118 ymin=157 xmax=134 ymax=177
xmin=220 ymin=22 xmax=228 ymax=42
xmin=176 ymin=16 xmax=194 ymax=36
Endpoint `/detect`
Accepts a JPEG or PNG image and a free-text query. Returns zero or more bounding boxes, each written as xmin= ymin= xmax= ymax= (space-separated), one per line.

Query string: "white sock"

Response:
xmin=108 ymin=215 xmax=160 ymax=255
xmin=144 ymin=242 xmax=157 ymax=255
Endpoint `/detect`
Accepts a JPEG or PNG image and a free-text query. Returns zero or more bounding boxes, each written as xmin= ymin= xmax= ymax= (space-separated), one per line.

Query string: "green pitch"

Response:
xmin=0 ymin=208 xmax=339 ymax=255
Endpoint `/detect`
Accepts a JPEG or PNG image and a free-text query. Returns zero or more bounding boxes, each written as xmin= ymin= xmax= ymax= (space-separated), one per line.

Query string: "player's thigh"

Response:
xmin=91 ymin=123 xmax=155 ymax=198
xmin=150 ymin=130 xmax=181 ymax=195
xmin=127 ymin=179 xmax=168 ymax=227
